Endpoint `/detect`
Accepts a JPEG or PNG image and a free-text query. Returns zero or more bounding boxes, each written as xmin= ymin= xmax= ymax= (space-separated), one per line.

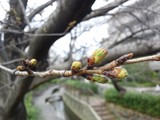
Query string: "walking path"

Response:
xmin=33 ymin=86 xmax=68 ymax=120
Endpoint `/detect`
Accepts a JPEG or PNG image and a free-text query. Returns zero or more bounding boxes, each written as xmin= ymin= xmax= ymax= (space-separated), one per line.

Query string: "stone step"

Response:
xmin=91 ymin=103 xmax=106 ymax=107
xmin=101 ymin=115 xmax=115 ymax=120
xmin=93 ymin=106 xmax=107 ymax=112
xmin=97 ymin=111 xmax=111 ymax=116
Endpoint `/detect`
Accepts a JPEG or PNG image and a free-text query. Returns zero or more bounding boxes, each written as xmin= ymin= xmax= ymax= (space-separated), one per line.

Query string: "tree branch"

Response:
xmin=83 ymin=0 xmax=129 ymax=21
xmin=124 ymin=54 xmax=160 ymax=64
xmin=0 ymin=53 xmax=159 ymax=87
xmin=18 ymin=0 xmax=31 ymax=29
xmin=101 ymin=38 xmax=160 ymax=65
xmin=28 ymin=0 xmax=56 ymax=22
xmin=27 ymin=0 xmax=95 ymax=61
xmin=1 ymin=58 xmax=24 ymax=66
xmin=1 ymin=53 xmax=160 ymax=76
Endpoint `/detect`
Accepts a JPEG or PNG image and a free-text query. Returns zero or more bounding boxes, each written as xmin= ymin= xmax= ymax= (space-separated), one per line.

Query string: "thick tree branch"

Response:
xmin=4 ymin=76 xmax=34 ymax=116
xmin=27 ymin=0 xmax=95 ymax=61
xmin=101 ymin=38 xmax=160 ymax=65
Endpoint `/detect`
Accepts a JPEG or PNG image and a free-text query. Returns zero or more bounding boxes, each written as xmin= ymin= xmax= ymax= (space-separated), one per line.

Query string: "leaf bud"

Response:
xmin=84 ymin=74 xmax=108 ymax=84
xmin=88 ymin=48 xmax=108 ymax=67
xmin=103 ymin=67 xmax=128 ymax=80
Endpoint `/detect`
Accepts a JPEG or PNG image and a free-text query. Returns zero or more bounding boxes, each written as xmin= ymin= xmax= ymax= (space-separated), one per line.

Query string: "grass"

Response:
xmin=25 ymin=92 xmax=40 ymax=120
xmin=118 ymin=62 xmax=160 ymax=87
xmin=104 ymin=89 xmax=160 ymax=118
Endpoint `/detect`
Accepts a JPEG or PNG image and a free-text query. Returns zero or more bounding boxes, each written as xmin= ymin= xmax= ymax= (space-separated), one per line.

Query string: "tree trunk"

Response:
xmin=0 ymin=102 xmax=26 ymax=120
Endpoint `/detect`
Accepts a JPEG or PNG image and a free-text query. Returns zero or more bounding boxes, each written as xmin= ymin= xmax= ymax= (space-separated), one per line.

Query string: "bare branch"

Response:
xmin=1 ymin=58 xmax=24 ymax=66
xmin=18 ymin=0 xmax=31 ymax=29
xmin=111 ymin=79 xmax=126 ymax=95
xmin=83 ymin=0 xmax=129 ymax=21
xmin=0 ymin=29 xmax=66 ymax=36
xmin=124 ymin=54 xmax=160 ymax=65
xmin=0 ymin=64 xmax=14 ymax=74
xmin=28 ymin=0 xmax=56 ymax=22
xmin=109 ymin=28 xmax=150 ymax=49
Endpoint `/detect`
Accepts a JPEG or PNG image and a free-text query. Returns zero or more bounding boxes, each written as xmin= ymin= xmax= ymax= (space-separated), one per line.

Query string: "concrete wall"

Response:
xmin=62 ymin=92 xmax=101 ymax=120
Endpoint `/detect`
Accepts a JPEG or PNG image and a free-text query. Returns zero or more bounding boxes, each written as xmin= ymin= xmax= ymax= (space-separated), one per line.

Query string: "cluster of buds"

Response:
xmin=71 ymin=61 xmax=82 ymax=73
xmin=83 ymin=74 xmax=108 ymax=84
xmin=16 ymin=59 xmax=37 ymax=71
xmin=69 ymin=48 xmax=130 ymax=84
xmin=103 ymin=67 xmax=128 ymax=80
xmin=87 ymin=48 xmax=108 ymax=68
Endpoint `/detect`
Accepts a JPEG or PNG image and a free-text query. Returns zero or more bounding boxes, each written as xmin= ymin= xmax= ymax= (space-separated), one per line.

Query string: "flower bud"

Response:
xmin=29 ymin=59 xmax=37 ymax=67
xmin=116 ymin=67 xmax=128 ymax=79
xmin=88 ymin=48 xmax=108 ymax=67
xmin=84 ymin=74 xmax=108 ymax=84
xmin=103 ymin=67 xmax=128 ymax=80
xmin=71 ymin=61 xmax=82 ymax=73
xmin=16 ymin=65 xmax=25 ymax=71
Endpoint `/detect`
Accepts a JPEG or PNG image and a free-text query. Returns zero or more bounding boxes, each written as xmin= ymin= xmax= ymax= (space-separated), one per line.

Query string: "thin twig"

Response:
xmin=28 ymin=0 xmax=56 ymax=22
xmin=0 ymin=29 xmax=66 ymax=36
xmin=124 ymin=54 xmax=160 ymax=64
xmin=1 ymin=58 xmax=24 ymax=66
xmin=0 ymin=64 xmax=14 ymax=74
xmin=18 ymin=0 xmax=31 ymax=29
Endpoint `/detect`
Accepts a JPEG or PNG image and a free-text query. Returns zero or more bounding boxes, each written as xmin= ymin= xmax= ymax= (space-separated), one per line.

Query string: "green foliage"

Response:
xmin=104 ymin=89 xmax=160 ymax=117
xmin=122 ymin=63 xmax=159 ymax=87
xmin=25 ymin=93 xmax=40 ymax=120
xmin=65 ymin=80 xmax=98 ymax=95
